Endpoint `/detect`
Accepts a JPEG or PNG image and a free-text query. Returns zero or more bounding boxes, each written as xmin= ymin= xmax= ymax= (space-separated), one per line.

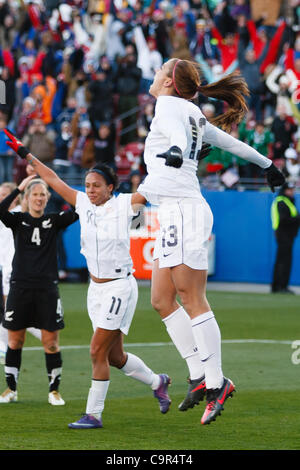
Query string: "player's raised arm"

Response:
xmin=4 ymin=129 xmax=77 ymax=207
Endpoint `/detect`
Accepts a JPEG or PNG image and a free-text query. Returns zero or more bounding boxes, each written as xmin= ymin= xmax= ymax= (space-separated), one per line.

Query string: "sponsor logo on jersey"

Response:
xmin=22 ymin=221 xmax=30 ymax=226
xmin=56 ymin=299 xmax=64 ymax=322
xmin=42 ymin=219 xmax=52 ymax=229
xmin=4 ymin=311 xmax=14 ymax=321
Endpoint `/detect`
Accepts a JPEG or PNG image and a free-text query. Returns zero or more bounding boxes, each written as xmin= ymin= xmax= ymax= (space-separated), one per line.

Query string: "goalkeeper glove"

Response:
xmin=4 ymin=129 xmax=30 ymax=159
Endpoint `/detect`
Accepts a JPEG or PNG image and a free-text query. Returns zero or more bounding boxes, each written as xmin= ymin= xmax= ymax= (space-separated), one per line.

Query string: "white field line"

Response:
xmin=22 ymin=339 xmax=294 ymax=352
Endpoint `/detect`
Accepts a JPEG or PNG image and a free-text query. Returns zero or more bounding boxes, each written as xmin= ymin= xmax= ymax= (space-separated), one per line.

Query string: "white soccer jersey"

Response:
xmin=0 ymin=205 xmax=21 ymax=295
xmin=138 ymin=95 xmax=272 ymax=203
xmin=75 ymin=191 xmax=137 ymax=279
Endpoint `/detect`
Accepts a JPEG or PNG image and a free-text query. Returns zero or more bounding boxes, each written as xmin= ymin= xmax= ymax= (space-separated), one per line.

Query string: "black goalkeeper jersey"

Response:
xmin=0 ymin=188 xmax=78 ymax=287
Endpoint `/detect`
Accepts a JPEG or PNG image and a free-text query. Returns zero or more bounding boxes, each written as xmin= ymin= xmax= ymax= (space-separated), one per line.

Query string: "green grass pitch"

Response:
xmin=0 ymin=283 xmax=299 ymax=451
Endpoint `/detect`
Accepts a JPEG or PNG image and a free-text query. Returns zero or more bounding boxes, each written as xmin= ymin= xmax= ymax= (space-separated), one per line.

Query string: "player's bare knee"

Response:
xmin=8 ymin=339 xmax=24 ymax=350
xmin=151 ymin=294 xmax=173 ymax=314
xmin=44 ymin=342 xmax=59 ymax=353
xmin=151 ymin=294 xmax=161 ymax=312
xmin=90 ymin=343 xmax=108 ymax=363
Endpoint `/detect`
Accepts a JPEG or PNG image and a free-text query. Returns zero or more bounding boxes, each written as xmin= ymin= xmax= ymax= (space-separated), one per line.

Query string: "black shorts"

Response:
xmin=2 ymin=283 xmax=64 ymax=331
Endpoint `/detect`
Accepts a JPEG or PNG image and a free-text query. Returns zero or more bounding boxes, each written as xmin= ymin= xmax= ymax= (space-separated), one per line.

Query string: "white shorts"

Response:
xmin=87 ymin=275 xmax=138 ymax=335
xmin=153 ymin=197 xmax=213 ymax=270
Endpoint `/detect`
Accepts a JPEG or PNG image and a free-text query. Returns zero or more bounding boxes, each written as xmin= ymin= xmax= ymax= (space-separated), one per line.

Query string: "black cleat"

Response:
xmin=178 ymin=376 xmax=206 ymax=411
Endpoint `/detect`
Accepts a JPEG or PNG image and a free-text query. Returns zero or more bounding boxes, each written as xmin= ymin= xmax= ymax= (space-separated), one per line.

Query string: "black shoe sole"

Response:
xmin=178 ymin=391 xmax=206 ymax=412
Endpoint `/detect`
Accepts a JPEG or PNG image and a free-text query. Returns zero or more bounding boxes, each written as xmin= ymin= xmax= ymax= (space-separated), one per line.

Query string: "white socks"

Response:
xmin=85 ymin=352 xmax=163 ymax=420
xmin=162 ymin=306 xmax=205 ymax=380
xmin=121 ymin=352 xmax=161 ymax=390
xmin=191 ymin=311 xmax=223 ymax=390
xmin=162 ymin=307 xmax=223 ymax=389
xmin=86 ymin=379 xmax=110 ymax=420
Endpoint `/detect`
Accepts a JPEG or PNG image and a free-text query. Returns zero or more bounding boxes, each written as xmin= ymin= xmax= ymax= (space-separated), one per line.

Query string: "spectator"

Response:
xmin=0 ymin=66 xmax=16 ymax=123
xmin=192 ymin=18 xmax=221 ymax=63
xmin=265 ymin=65 xmax=295 ymax=117
xmin=87 ymin=64 xmax=115 ymax=126
xmin=30 ymin=76 xmax=57 ymax=125
xmin=93 ymin=121 xmax=116 ymax=170
xmin=105 ymin=15 xmax=127 ymax=62
xmin=118 ymin=169 xmax=143 ymax=194
xmin=72 ymin=70 xmax=89 ymax=111
xmin=148 ymin=9 xmax=172 ymax=62
xmin=53 ymin=121 xmax=72 ymax=179
xmin=0 ymin=0 xmax=14 ymax=49
xmin=115 ymin=45 xmax=142 ymax=145
xmin=133 ymin=26 xmax=163 ymax=94
xmin=68 ymin=117 xmax=95 ymax=173
xmin=55 ymin=96 xmax=77 ymax=131
xmin=0 ymin=115 xmax=14 ymax=182
xmin=230 ymin=0 xmax=250 ymax=20
xmin=16 ymin=96 xmax=36 ymax=138
xmin=238 ymin=40 xmax=269 ymax=121
xmin=137 ymin=101 xmax=155 ymax=142
xmin=240 ymin=121 xmax=274 ymax=179
xmin=284 ymin=147 xmax=300 ymax=184
xmin=271 ymin=105 xmax=298 ymax=161
xmin=22 ymin=119 xmax=56 ymax=167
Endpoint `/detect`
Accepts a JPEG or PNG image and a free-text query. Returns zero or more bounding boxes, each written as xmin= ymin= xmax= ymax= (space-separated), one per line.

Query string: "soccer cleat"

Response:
xmin=178 ymin=376 xmax=206 ymax=411
xmin=0 ymin=350 xmax=5 ymax=365
xmin=68 ymin=414 xmax=103 ymax=429
xmin=48 ymin=390 xmax=65 ymax=406
xmin=153 ymin=374 xmax=171 ymax=414
xmin=0 ymin=388 xmax=18 ymax=403
xmin=201 ymin=377 xmax=235 ymax=425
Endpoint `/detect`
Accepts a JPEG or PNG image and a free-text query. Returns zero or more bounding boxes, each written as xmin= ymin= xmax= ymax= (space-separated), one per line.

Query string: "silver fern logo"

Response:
xmin=0 ymin=79 xmax=5 ymax=104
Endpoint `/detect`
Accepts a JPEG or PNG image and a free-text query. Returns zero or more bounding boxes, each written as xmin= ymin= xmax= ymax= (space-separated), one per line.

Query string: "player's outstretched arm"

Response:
xmin=4 ymin=129 xmax=77 ymax=207
xmin=203 ymin=122 xmax=285 ymax=192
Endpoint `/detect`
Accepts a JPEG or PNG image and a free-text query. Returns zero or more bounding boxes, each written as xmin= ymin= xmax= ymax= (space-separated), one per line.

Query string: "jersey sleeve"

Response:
xmin=118 ymin=193 xmax=138 ymax=218
xmin=0 ymin=188 xmax=22 ymax=229
xmin=54 ymin=210 xmax=79 ymax=230
xmin=75 ymin=190 xmax=87 ymax=215
xmin=203 ymin=121 xmax=272 ymax=169
xmin=155 ymin=98 xmax=188 ymax=151
xmin=0 ymin=188 xmax=21 ymax=229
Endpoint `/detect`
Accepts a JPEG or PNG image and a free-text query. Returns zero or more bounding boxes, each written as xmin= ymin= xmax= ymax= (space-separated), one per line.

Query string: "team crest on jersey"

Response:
xmin=42 ymin=219 xmax=52 ymax=229
xmin=86 ymin=210 xmax=95 ymax=225
xmin=4 ymin=311 xmax=14 ymax=321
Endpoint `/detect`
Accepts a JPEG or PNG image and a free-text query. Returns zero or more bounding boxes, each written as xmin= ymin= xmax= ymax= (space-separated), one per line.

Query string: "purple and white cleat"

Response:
xmin=68 ymin=414 xmax=103 ymax=429
xmin=153 ymin=374 xmax=171 ymax=414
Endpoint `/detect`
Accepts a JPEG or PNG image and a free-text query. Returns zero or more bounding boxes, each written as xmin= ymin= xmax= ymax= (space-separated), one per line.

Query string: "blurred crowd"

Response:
xmin=0 ymin=0 xmax=300 ymax=191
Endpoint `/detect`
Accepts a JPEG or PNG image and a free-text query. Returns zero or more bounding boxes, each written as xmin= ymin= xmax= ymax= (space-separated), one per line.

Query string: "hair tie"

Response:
xmin=172 ymin=59 xmax=182 ymax=96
